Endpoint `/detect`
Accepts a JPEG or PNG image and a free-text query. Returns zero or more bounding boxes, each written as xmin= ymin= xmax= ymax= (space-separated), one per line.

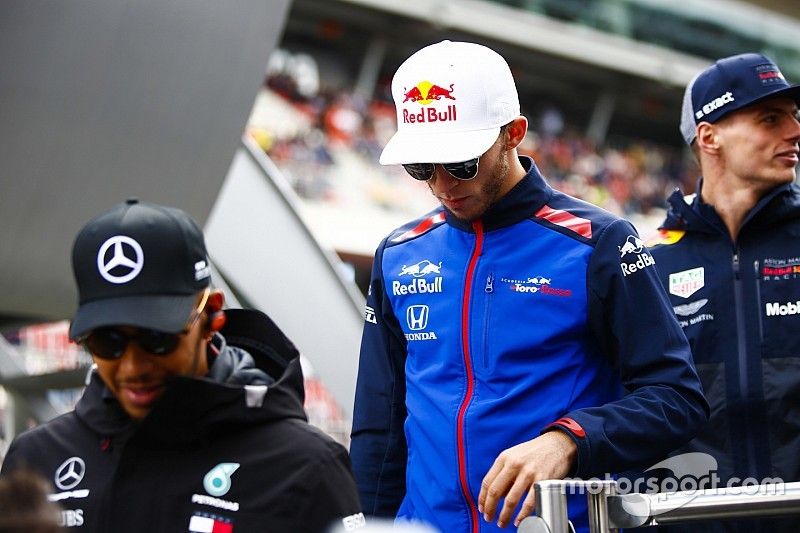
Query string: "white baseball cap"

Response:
xmin=379 ymin=40 xmax=521 ymax=165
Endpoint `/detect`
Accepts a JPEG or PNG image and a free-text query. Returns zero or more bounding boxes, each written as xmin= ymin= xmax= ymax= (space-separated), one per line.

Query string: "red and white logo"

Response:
xmin=401 ymin=80 xmax=457 ymax=124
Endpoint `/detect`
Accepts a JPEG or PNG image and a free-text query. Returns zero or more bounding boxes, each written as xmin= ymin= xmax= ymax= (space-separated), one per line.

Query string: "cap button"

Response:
xmin=126 ymin=197 xmax=139 ymax=205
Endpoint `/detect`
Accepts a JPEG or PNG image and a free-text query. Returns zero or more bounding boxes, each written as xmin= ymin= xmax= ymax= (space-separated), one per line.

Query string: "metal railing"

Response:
xmin=520 ymin=479 xmax=800 ymax=532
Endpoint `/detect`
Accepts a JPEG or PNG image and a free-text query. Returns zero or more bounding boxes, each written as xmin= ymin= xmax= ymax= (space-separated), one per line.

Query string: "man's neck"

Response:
xmin=700 ymin=174 xmax=766 ymax=241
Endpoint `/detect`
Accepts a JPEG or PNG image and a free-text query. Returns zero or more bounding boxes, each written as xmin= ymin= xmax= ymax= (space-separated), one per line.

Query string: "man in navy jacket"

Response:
xmin=650 ymin=53 xmax=800 ymax=532
xmin=350 ymin=40 xmax=708 ymax=533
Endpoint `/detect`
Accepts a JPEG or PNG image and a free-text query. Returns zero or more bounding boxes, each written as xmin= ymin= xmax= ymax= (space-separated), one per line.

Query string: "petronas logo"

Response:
xmin=203 ymin=462 xmax=240 ymax=497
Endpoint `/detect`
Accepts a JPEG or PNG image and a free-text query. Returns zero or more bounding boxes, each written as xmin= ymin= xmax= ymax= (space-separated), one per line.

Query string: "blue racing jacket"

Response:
xmin=649 ymin=181 xmax=800 ymax=533
xmin=350 ymin=158 xmax=708 ymax=533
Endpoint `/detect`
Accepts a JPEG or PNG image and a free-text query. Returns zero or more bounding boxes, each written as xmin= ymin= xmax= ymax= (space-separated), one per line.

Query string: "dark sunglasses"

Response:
xmin=81 ymin=290 xmax=209 ymax=360
xmin=84 ymin=328 xmax=185 ymax=360
xmin=402 ymin=157 xmax=480 ymax=181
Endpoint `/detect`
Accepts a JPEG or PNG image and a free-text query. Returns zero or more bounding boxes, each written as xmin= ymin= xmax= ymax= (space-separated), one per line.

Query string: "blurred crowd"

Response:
xmin=249 ymin=68 xmax=699 ymax=221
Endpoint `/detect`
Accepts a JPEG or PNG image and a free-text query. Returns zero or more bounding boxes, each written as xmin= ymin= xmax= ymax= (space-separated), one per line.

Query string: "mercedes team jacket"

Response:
xmin=350 ymin=157 xmax=709 ymax=533
xmin=649 ymin=182 xmax=800 ymax=533
xmin=1 ymin=310 xmax=363 ymax=533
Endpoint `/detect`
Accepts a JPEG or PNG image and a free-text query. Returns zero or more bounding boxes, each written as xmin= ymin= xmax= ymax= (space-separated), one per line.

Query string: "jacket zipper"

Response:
xmin=753 ymin=260 xmax=764 ymax=343
xmin=732 ymin=251 xmax=758 ymax=474
xmin=457 ymin=220 xmax=483 ymax=533
xmin=481 ymin=273 xmax=494 ymax=369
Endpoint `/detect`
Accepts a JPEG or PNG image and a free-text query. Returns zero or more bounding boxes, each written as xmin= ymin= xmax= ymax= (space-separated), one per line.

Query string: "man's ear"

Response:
xmin=205 ymin=290 xmax=226 ymax=332
xmin=504 ymin=116 xmax=528 ymax=150
xmin=695 ymin=122 xmax=720 ymax=156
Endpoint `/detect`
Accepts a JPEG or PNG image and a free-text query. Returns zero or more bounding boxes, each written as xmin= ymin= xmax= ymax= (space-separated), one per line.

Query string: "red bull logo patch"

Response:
xmin=755 ymin=64 xmax=786 ymax=85
xmin=401 ymin=80 xmax=458 ymax=124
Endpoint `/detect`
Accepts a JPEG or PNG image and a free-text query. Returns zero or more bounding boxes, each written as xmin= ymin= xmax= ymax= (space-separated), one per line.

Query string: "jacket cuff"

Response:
xmin=541 ymin=417 xmax=589 ymax=478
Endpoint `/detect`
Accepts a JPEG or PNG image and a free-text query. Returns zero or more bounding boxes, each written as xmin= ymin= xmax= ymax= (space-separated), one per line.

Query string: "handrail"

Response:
xmin=607 ymin=481 xmax=800 ymax=528
xmin=528 ymin=479 xmax=800 ymax=532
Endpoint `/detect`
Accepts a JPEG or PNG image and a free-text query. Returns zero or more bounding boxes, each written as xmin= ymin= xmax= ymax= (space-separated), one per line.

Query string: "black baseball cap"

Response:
xmin=680 ymin=52 xmax=800 ymax=145
xmin=69 ymin=199 xmax=211 ymax=340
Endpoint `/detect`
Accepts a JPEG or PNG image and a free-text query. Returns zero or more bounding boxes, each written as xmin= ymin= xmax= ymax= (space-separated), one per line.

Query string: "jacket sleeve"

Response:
xmin=303 ymin=440 xmax=365 ymax=532
xmin=349 ymin=239 xmax=408 ymax=516
xmin=546 ymin=218 xmax=709 ymax=478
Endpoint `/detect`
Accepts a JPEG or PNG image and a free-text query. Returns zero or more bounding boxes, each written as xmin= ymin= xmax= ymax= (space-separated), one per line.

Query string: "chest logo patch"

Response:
xmin=669 ymin=267 xmax=704 ymax=299
xmin=55 ymin=457 xmax=86 ymax=490
xmin=204 ymin=463 xmax=240 ymax=497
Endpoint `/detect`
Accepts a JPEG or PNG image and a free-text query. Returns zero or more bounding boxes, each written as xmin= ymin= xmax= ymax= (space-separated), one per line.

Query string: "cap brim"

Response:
xmin=379 ymin=127 xmax=501 ymax=165
xmin=69 ymin=293 xmax=199 ymax=340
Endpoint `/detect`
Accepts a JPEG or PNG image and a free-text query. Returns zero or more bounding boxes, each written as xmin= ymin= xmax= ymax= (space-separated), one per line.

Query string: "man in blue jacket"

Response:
xmin=350 ymin=40 xmax=708 ymax=533
xmin=649 ymin=53 xmax=800 ymax=532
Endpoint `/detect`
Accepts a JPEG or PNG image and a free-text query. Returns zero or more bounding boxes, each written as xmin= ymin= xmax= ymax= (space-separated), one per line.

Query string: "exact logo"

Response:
xmin=97 ymin=235 xmax=144 ymax=284
xmin=695 ymin=91 xmax=735 ymax=120
xmin=55 ymin=457 xmax=86 ymax=491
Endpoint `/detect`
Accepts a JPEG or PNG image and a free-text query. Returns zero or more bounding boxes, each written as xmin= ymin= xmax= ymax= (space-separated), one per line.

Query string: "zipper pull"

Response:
xmin=485 ymin=274 xmax=494 ymax=293
xmin=733 ymin=253 xmax=740 ymax=279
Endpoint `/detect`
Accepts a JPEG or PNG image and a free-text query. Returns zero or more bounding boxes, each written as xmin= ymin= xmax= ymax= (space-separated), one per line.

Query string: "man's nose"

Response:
xmin=788 ymin=114 xmax=800 ymax=142
xmin=430 ymin=165 xmax=459 ymax=190
xmin=118 ymin=343 xmax=156 ymax=374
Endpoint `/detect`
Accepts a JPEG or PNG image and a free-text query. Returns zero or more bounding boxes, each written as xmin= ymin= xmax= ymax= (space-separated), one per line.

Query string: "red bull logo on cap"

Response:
xmin=401 ymin=80 xmax=458 ymax=124
xmin=755 ymin=64 xmax=786 ymax=85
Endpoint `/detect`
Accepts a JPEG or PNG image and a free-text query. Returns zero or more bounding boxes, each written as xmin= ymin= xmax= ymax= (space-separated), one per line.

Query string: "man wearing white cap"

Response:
xmin=351 ymin=40 xmax=708 ymax=532
xmin=650 ymin=52 xmax=800 ymax=532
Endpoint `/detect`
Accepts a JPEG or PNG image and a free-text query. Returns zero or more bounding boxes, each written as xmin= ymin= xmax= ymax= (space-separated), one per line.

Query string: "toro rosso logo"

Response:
xmin=402 ymin=80 xmax=457 ymax=124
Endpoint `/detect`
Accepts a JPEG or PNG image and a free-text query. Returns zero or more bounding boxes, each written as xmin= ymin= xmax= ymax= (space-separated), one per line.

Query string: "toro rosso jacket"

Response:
xmin=649 ymin=182 xmax=800 ymax=532
xmin=350 ymin=157 xmax=708 ymax=533
xmin=1 ymin=309 xmax=363 ymax=533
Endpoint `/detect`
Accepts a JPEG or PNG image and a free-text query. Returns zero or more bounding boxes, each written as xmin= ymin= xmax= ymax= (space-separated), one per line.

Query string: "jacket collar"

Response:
xmin=75 ymin=309 xmax=307 ymax=445
xmin=444 ymin=156 xmax=552 ymax=232
xmin=662 ymin=178 xmax=800 ymax=235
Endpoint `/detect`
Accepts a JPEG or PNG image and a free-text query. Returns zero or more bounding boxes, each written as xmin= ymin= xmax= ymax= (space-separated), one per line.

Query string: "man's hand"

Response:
xmin=478 ymin=430 xmax=577 ymax=528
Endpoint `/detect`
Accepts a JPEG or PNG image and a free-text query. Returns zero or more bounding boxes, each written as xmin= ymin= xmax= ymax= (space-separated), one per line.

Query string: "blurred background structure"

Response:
xmin=1 ymin=0 xmax=799 ymax=451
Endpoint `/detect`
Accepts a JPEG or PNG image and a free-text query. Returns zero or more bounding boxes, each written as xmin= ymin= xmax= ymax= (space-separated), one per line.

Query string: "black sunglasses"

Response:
xmin=84 ymin=328 xmax=185 ymax=360
xmin=402 ymin=157 xmax=480 ymax=181
xmin=81 ymin=290 xmax=209 ymax=360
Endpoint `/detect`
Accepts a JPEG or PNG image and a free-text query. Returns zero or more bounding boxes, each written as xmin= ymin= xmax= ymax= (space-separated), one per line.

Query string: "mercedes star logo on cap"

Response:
xmin=97 ymin=235 xmax=144 ymax=284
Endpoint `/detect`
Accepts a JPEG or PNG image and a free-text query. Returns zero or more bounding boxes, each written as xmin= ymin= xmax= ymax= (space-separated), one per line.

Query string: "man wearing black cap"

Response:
xmin=650 ymin=53 xmax=800 ymax=532
xmin=1 ymin=199 xmax=364 ymax=532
